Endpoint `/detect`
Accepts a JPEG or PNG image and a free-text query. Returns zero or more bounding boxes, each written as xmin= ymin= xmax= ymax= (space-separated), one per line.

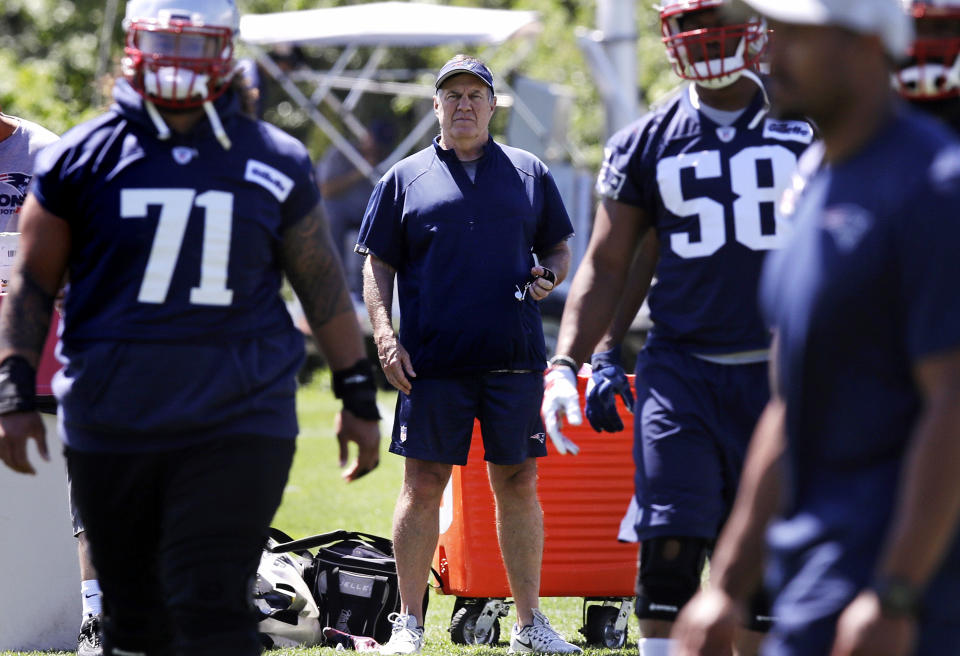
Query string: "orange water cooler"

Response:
xmin=433 ymin=374 xmax=638 ymax=649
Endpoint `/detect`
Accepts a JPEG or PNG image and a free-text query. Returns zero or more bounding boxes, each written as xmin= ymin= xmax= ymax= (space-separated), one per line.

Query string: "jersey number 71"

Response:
xmin=121 ymin=188 xmax=234 ymax=306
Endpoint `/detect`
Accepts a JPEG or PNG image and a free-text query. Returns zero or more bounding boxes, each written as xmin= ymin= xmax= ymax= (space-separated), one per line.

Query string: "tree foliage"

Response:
xmin=1 ymin=0 xmax=673 ymax=170
xmin=0 ymin=0 xmax=109 ymax=133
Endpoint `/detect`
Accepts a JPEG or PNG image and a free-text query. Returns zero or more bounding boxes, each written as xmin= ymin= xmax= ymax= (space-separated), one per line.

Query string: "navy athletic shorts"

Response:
xmin=389 ymin=372 xmax=547 ymax=465
xmin=632 ymin=345 xmax=769 ymax=541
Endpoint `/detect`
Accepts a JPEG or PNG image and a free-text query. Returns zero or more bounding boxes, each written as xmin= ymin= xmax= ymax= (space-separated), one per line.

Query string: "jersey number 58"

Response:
xmin=657 ymin=145 xmax=797 ymax=258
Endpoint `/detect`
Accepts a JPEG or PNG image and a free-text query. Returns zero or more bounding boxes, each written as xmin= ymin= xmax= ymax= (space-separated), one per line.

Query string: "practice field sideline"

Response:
xmin=0 ymin=380 xmax=640 ymax=656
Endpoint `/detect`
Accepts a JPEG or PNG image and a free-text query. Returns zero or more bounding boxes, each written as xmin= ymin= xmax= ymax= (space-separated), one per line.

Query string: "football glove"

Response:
xmin=585 ymin=347 xmax=635 ymax=433
xmin=541 ymin=364 xmax=582 ymax=455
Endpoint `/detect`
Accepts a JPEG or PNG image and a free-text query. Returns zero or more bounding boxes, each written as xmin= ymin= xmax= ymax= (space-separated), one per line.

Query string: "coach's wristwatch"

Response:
xmin=870 ymin=576 xmax=921 ymax=618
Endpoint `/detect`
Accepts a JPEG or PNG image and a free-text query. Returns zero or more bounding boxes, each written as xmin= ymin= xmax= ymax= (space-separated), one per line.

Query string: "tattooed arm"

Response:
xmin=279 ymin=203 xmax=380 ymax=479
xmin=280 ymin=203 xmax=365 ymax=368
xmin=0 ymin=195 xmax=70 ymax=474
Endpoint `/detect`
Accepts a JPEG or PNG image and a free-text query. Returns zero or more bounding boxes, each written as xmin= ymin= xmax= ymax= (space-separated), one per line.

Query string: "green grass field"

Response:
xmin=3 ymin=377 xmax=640 ymax=656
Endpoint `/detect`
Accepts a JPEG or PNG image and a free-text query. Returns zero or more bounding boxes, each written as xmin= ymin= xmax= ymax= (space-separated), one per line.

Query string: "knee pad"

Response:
xmin=635 ymin=537 xmax=710 ymax=621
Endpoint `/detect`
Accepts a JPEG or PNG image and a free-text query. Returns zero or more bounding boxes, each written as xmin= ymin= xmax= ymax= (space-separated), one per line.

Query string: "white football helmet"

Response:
xmin=896 ymin=0 xmax=960 ymax=100
xmin=658 ymin=0 xmax=768 ymax=89
xmin=254 ymin=545 xmax=324 ymax=648
xmin=121 ymin=0 xmax=240 ymax=108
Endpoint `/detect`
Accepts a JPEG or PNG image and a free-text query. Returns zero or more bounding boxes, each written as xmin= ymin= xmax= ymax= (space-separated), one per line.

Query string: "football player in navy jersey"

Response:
xmin=673 ymin=0 xmax=960 ymax=655
xmin=895 ymin=0 xmax=960 ymax=131
xmin=541 ymin=1 xmax=814 ymax=654
xmin=0 ymin=1 xmax=380 ymax=655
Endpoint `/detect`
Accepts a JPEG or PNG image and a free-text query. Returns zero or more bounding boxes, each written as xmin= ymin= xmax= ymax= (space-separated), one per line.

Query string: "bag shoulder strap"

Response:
xmin=268 ymin=527 xmax=296 ymax=544
xmin=267 ymin=527 xmax=313 ymax=562
xmin=270 ymin=529 xmax=394 ymax=556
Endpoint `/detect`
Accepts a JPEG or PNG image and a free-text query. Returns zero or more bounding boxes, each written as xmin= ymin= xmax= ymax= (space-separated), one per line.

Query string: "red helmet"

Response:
xmin=896 ymin=0 xmax=960 ymax=101
xmin=658 ymin=0 xmax=768 ymax=89
xmin=121 ymin=0 xmax=239 ymax=109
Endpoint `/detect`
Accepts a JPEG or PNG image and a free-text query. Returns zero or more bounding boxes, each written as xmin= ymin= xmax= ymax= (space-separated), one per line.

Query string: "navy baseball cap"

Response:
xmin=435 ymin=56 xmax=495 ymax=92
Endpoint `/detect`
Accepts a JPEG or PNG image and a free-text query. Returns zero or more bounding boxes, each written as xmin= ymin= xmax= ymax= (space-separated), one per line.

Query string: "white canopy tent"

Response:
xmin=239 ymin=2 xmax=540 ymax=48
xmin=238 ymin=2 xmax=553 ymax=179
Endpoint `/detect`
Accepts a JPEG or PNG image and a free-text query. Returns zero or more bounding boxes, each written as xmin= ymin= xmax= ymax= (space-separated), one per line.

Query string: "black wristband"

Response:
xmin=332 ymin=359 xmax=381 ymax=421
xmin=871 ymin=577 xmax=921 ymax=618
xmin=0 ymin=355 xmax=37 ymax=415
xmin=547 ymin=354 xmax=578 ymax=372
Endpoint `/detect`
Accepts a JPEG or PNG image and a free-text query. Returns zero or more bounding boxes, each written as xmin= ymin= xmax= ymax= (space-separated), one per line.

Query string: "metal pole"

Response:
xmin=596 ymin=0 xmax=638 ymax=135
xmin=95 ymin=0 xmax=121 ymax=108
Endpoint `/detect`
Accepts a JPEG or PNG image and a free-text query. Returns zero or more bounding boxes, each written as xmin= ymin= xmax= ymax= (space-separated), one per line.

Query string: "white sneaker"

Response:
xmin=77 ymin=614 xmax=103 ymax=656
xmin=378 ymin=612 xmax=424 ymax=655
xmin=509 ymin=609 xmax=583 ymax=654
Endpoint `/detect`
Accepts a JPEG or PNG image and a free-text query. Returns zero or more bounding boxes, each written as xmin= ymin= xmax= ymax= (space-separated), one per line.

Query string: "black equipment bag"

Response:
xmin=269 ymin=529 xmax=430 ymax=645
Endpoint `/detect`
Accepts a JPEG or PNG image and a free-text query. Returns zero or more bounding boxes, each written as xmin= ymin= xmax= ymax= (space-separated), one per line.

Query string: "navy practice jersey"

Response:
xmin=357 ymin=137 xmax=573 ymax=377
xmin=597 ymin=85 xmax=814 ymax=354
xmin=31 ymin=80 xmax=318 ymax=451
xmin=761 ymin=106 xmax=960 ymax=625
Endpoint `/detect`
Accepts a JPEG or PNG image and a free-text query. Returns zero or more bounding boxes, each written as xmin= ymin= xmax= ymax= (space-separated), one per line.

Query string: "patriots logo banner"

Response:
xmin=0 ymin=172 xmax=32 ymax=229
xmin=0 ymin=172 xmax=32 ymax=196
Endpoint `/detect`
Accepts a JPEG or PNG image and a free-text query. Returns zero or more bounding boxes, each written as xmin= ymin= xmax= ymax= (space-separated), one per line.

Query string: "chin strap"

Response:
xmin=203 ymin=100 xmax=232 ymax=150
xmin=146 ymin=97 xmax=231 ymax=151
xmin=144 ymin=100 xmax=171 ymax=141
xmin=741 ymin=68 xmax=770 ymax=129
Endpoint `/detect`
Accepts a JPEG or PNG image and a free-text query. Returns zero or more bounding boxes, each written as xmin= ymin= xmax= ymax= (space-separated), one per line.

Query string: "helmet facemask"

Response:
xmin=659 ymin=0 xmax=768 ymax=89
xmin=122 ymin=17 xmax=235 ymax=109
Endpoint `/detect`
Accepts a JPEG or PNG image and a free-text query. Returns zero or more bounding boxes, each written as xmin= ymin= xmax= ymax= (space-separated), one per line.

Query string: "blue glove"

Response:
xmin=585 ymin=346 xmax=635 ymax=433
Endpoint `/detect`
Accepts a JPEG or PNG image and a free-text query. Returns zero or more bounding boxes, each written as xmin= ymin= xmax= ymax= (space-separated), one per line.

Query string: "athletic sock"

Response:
xmin=639 ymin=637 xmax=673 ymax=656
xmin=81 ymin=579 xmax=102 ymax=618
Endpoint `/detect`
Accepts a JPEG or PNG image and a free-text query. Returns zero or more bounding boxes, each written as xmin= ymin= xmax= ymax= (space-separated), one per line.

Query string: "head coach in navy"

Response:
xmin=672 ymin=0 xmax=960 ymax=655
xmin=356 ymin=55 xmax=582 ymax=655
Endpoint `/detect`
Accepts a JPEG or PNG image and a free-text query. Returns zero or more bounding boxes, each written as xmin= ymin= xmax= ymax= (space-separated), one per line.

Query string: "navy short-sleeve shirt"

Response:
xmin=763 ymin=107 xmax=960 ymax=489
xmin=33 ymin=81 xmax=318 ymax=345
xmin=356 ymin=137 xmax=573 ymax=376
xmin=761 ymin=106 xmax=960 ymax=616
xmin=597 ymin=86 xmax=814 ymax=353
xmin=29 ymin=80 xmax=317 ymax=450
